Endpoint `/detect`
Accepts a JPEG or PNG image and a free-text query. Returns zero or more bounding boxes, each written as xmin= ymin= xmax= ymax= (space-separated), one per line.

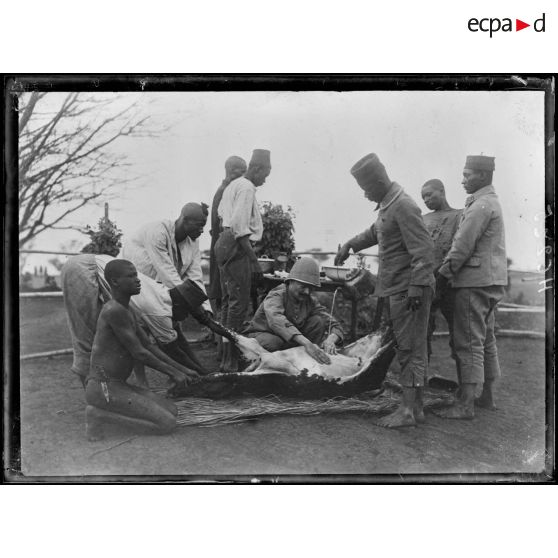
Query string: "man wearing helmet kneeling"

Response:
xmin=243 ymin=257 xmax=344 ymax=365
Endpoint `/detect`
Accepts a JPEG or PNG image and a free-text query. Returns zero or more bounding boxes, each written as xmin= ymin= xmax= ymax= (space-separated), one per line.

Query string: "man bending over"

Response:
xmin=85 ymin=259 xmax=191 ymax=441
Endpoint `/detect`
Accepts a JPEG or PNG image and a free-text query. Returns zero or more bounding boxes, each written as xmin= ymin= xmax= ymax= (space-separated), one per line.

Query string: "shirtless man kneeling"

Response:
xmin=85 ymin=259 xmax=193 ymax=441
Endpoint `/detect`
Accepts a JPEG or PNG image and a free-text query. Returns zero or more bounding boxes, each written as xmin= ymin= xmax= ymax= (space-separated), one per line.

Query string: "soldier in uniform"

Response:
xmin=435 ymin=155 xmax=507 ymax=419
xmin=335 ymin=153 xmax=435 ymax=428
xmin=243 ymin=257 xmax=343 ymax=362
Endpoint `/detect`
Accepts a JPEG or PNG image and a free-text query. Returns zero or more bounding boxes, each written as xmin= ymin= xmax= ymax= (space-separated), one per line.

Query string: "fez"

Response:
xmin=174 ymin=278 xmax=208 ymax=310
xmin=465 ymin=155 xmax=495 ymax=172
xmin=350 ymin=153 xmax=387 ymax=186
xmin=249 ymin=149 xmax=271 ymax=167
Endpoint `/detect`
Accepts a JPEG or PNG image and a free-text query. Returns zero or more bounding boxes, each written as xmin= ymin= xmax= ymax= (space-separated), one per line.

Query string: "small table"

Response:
xmin=252 ymin=274 xmax=384 ymax=342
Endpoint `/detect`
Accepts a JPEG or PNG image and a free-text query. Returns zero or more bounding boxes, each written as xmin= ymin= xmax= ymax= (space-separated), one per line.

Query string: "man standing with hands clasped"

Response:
xmin=434 ymin=155 xmax=507 ymax=419
xmin=421 ymin=179 xmax=463 ymax=372
xmin=335 ymin=153 xmax=435 ymax=428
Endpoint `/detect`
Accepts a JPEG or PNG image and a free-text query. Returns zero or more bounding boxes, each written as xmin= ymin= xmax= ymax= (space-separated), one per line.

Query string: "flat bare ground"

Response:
xmin=12 ymin=297 xmax=549 ymax=480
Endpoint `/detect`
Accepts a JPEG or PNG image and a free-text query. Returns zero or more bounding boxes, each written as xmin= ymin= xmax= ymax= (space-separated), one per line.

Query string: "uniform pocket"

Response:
xmin=389 ymin=291 xmax=408 ymax=305
xmin=464 ymin=255 xmax=481 ymax=267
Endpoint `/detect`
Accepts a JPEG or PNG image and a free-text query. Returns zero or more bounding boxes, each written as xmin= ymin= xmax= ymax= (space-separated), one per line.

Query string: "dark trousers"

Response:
xmin=246 ymin=314 xmax=327 ymax=351
xmin=427 ymin=289 xmax=457 ymax=359
xmin=214 ymin=229 xmax=252 ymax=332
xmin=208 ymin=234 xmax=221 ymax=302
xmin=386 ymin=287 xmax=432 ymax=388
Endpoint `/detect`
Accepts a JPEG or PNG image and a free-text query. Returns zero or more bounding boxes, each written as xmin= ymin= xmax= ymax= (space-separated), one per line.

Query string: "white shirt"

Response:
xmin=218 ymin=177 xmax=263 ymax=241
xmin=94 ymin=254 xmax=177 ymax=344
xmin=120 ymin=219 xmax=211 ymax=312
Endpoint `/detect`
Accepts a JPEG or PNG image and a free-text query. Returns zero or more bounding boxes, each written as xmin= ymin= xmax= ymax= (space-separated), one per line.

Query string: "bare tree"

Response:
xmin=18 ymin=92 xmax=154 ymax=248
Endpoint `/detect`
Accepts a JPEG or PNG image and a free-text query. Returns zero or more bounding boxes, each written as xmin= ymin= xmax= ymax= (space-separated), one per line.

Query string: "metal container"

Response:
xmin=321 ymin=266 xmax=353 ymax=282
xmin=258 ymin=258 xmax=275 ymax=274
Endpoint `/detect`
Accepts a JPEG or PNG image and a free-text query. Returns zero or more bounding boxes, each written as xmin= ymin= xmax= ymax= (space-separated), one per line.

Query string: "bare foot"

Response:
xmin=383 ymin=378 xmax=403 ymax=393
xmin=414 ymin=407 xmax=426 ymax=424
xmin=221 ymin=362 xmax=240 ymax=374
xmin=475 ymin=395 xmax=497 ymax=410
xmin=377 ymin=407 xmax=417 ymax=428
xmin=414 ymin=388 xmax=425 ymax=423
xmin=434 ymin=403 xmax=474 ymax=420
xmin=85 ymin=406 xmax=105 ymax=441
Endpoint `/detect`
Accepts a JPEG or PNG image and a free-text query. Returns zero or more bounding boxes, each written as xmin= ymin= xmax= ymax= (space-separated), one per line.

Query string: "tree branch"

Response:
xmin=18 ymin=92 xmax=156 ymax=249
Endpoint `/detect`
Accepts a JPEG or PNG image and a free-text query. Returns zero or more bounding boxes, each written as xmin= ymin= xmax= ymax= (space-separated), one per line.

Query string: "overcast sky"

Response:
xmin=23 ymin=90 xmax=546 ymax=273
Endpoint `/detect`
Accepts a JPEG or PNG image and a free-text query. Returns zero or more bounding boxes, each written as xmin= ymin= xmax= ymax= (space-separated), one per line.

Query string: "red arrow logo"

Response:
xmin=516 ymin=19 xmax=530 ymax=31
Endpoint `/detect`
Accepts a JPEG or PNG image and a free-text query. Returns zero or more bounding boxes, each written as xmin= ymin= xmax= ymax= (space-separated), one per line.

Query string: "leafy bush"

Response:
xmin=81 ymin=215 xmax=122 ymax=256
xmin=254 ymin=202 xmax=296 ymax=260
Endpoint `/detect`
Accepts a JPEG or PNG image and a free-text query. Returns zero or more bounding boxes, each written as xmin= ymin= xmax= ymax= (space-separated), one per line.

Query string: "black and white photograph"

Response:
xmin=4 ymin=76 xmax=554 ymax=480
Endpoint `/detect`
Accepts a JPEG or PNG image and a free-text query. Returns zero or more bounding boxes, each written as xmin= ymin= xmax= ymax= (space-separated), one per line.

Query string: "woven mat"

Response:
xmin=173 ymin=389 xmax=455 ymax=427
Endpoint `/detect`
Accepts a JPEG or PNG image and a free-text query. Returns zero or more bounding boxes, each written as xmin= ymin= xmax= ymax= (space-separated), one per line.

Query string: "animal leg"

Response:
xmin=243 ymin=358 xmax=262 ymax=373
xmin=259 ymin=353 xmax=301 ymax=376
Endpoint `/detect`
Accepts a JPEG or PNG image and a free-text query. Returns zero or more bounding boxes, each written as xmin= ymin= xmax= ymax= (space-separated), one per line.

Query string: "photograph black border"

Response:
xmin=2 ymin=73 xmax=555 ymax=484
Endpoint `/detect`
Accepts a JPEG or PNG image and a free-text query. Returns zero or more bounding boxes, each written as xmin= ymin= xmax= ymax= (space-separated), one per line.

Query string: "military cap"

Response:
xmin=350 ymin=153 xmax=386 ymax=186
xmin=465 ymin=155 xmax=495 ymax=172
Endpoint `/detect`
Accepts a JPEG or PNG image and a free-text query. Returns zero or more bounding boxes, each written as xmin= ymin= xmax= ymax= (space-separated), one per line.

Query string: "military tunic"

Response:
xmin=244 ymin=284 xmax=344 ymax=351
xmin=348 ymin=183 xmax=435 ymax=387
xmin=438 ymin=185 xmax=507 ymax=384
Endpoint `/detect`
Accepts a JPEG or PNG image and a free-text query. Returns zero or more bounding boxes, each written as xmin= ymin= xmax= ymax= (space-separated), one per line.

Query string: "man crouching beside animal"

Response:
xmin=242 ymin=257 xmax=344 ymax=366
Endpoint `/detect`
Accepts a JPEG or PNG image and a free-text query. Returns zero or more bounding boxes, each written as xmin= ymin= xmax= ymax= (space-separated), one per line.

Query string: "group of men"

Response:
xmin=62 ymin=148 xmax=281 ymax=439
xmin=61 ymin=147 xmax=507 ymax=439
xmin=335 ymin=152 xmax=506 ymax=427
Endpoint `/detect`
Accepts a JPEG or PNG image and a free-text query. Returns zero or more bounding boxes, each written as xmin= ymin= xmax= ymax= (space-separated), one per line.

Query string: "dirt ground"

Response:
xmin=13 ymin=296 xmax=549 ymax=480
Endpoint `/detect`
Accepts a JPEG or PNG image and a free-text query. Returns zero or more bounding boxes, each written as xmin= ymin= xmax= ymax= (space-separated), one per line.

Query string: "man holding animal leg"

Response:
xmin=335 ymin=153 xmax=435 ymax=428
xmin=121 ymin=202 xmax=213 ymax=367
xmin=61 ymin=254 xmax=222 ymax=385
xmin=421 ymin=179 xmax=463 ymax=380
xmin=434 ymin=155 xmax=507 ymax=419
xmin=85 ymin=259 xmax=191 ymax=441
xmin=215 ymin=148 xmax=272 ymax=373
xmin=243 ymin=257 xmax=344 ymax=364
xmin=121 ymin=201 xmax=212 ymax=313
